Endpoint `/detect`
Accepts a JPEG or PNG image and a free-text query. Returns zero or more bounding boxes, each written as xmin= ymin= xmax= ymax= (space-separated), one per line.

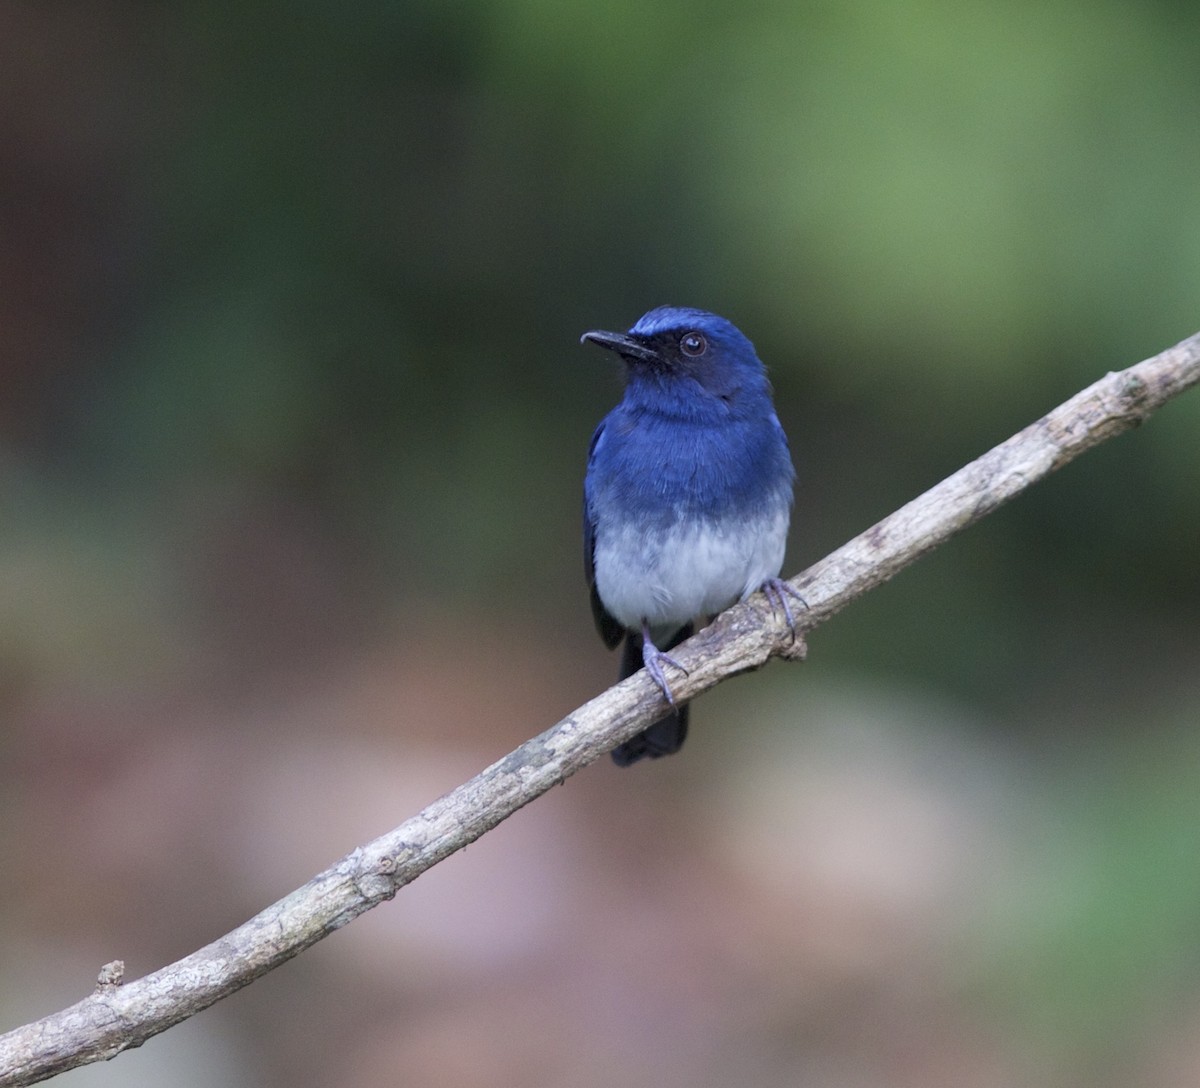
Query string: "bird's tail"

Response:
xmin=611 ymin=623 xmax=693 ymax=767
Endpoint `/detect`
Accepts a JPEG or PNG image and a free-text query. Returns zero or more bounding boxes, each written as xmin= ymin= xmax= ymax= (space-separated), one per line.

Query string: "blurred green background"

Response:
xmin=2 ymin=2 xmax=1199 ymax=1086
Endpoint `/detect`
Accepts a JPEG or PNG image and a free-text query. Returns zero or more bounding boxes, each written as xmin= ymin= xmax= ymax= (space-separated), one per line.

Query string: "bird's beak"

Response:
xmin=580 ymin=329 xmax=659 ymax=363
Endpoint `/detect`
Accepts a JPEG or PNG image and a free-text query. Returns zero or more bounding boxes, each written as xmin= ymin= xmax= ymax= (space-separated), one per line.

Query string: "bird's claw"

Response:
xmin=641 ymin=628 xmax=688 ymax=706
xmin=762 ymin=577 xmax=809 ymax=640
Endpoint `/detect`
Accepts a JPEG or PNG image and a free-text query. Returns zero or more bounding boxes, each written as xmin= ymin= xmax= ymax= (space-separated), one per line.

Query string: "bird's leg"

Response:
xmin=761 ymin=578 xmax=809 ymax=641
xmin=641 ymin=620 xmax=688 ymax=706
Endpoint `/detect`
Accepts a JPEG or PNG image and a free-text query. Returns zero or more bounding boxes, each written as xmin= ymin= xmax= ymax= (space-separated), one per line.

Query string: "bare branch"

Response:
xmin=2 ymin=330 xmax=1199 ymax=1086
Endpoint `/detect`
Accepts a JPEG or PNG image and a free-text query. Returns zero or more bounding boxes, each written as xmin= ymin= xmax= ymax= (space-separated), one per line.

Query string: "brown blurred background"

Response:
xmin=2 ymin=3 xmax=1200 ymax=1086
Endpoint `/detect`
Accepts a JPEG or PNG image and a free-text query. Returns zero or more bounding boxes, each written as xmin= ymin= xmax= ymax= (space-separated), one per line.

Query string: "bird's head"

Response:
xmin=580 ymin=306 xmax=768 ymax=408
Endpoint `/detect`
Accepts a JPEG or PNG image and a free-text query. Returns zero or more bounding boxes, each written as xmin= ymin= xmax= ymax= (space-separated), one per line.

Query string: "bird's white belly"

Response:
xmin=594 ymin=510 xmax=788 ymax=632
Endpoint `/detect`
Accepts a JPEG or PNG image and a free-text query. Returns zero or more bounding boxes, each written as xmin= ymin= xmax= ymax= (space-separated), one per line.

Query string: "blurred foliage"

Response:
xmin=979 ymin=702 xmax=1200 ymax=1078
xmin=2 ymin=1 xmax=1200 ymax=1082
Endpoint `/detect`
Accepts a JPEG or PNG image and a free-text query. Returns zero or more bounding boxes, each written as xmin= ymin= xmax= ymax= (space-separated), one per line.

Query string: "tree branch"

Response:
xmin=3 ymin=330 xmax=1199 ymax=1086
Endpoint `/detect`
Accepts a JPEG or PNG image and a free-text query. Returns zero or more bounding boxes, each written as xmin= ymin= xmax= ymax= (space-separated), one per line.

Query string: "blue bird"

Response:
xmin=581 ymin=306 xmax=799 ymax=766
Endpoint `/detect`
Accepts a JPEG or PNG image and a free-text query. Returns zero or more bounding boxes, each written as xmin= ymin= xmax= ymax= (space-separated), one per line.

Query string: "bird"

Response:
xmin=581 ymin=305 xmax=799 ymax=766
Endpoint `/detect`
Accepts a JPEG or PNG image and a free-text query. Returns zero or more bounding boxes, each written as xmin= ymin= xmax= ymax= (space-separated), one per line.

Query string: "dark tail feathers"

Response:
xmin=611 ymin=624 xmax=692 ymax=767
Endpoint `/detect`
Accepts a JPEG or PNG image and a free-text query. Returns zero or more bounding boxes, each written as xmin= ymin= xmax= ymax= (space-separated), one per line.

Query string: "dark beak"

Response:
xmin=580 ymin=329 xmax=659 ymax=363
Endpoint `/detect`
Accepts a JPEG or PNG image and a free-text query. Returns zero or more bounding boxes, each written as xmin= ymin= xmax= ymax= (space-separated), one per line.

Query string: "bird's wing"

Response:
xmin=584 ymin=421 xmax=625 ymax=649
xmin=770 ymin=410 xmax=790 ymax=451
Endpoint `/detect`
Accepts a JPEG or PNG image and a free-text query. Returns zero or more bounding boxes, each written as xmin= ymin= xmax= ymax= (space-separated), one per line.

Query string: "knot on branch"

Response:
xmin=94 ymin=961 xmax=125 ymax=993
xmin=775 ymin=632 xmax=809 ymax=662
xmin=1118 ymin=371 xmax=1148 ymax=408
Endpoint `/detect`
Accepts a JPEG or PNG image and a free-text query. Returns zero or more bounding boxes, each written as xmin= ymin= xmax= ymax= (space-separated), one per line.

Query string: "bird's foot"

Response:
xmin=762 ymin=578 xmax=809 ymax=641
xmin=641 ymin=622 xmax=688 ymax=706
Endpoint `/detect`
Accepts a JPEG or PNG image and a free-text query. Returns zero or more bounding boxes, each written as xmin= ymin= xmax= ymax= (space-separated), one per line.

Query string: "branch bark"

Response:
xmin=3 ymin=330 xmax=1199 ymax=1086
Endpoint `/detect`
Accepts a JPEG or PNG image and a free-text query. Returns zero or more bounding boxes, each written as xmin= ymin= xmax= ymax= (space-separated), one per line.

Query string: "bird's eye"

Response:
xmin=679 ymin=332 xmax=707 ymax=357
